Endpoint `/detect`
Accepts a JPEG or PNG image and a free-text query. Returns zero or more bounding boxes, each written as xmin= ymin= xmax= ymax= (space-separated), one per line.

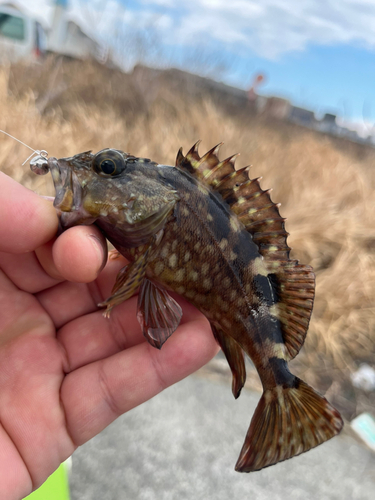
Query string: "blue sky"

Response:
xmin=4 ymin=0 xmax=375 ymax=132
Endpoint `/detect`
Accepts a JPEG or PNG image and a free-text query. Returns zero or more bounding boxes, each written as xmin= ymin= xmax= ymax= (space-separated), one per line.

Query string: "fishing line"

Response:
xmin=0 ymin=129 xmax=48 ymax=165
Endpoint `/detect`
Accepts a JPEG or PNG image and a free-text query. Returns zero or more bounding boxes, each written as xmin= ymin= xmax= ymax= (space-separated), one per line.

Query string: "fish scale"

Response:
xmin=30 ymin=142 xmax=343 ymax=473
xmin=144 ymin=173 xmax=260 ymax=320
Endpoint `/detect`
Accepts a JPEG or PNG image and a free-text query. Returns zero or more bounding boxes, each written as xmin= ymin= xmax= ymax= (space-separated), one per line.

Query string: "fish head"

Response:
xmin=31 ymin=148 xmax=179 ymax=244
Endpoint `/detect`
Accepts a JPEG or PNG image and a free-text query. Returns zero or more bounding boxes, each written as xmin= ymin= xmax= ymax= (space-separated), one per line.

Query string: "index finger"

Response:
xmin=0 ymin=172 xmax=58 ymax=253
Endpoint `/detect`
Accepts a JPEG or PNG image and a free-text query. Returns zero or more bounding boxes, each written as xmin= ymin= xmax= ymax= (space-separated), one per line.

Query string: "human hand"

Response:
xmin=0 ymin=172 xmax=219 ymax=499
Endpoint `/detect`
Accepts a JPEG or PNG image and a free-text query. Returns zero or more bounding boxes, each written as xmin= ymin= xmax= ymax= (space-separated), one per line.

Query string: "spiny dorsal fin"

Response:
xmin=176 ymin=143 xmax=315 ymax=360
xmin=176 ymin=141 xmax=237 ymax=186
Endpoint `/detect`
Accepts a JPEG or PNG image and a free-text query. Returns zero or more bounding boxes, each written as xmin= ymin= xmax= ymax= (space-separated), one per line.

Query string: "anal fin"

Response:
xmin=212 ymin=325 xmax=246 ymax=399
xmin=137 ymin=279 xmax=182 ymax=349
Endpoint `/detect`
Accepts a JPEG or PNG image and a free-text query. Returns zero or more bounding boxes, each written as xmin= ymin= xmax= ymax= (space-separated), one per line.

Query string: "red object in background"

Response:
xmin=248 ymin=73 xmax=266 ymax=101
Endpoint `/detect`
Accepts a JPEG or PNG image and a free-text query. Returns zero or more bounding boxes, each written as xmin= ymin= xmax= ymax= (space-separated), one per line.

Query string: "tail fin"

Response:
xmin=235 ymin=378 xmax=343 ymax=472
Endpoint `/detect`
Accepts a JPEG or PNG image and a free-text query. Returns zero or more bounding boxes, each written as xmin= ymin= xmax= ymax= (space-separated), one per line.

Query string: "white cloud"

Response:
xmin=140 ymin=0 xmax=175 ymax=6
xmin=168 ymin=0 xmax=375 ymax=59
xmin=4 ymin=0 xmax=375 ymax=60
xmin=174 ymin=0 xmax=375 ymax=59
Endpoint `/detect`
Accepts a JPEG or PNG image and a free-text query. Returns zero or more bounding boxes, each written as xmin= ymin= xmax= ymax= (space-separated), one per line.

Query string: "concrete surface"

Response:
xmin=69 ymin=368 xmax=375 ymax=500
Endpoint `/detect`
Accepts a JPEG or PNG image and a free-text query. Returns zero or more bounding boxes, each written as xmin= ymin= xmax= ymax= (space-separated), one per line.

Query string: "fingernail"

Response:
xmin=89 ymin=234 xmax=107 ymax=273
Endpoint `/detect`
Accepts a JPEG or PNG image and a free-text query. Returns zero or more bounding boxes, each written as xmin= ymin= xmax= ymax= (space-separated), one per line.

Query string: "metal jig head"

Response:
xmin=0 ymin=129 xmax=49 ymax=173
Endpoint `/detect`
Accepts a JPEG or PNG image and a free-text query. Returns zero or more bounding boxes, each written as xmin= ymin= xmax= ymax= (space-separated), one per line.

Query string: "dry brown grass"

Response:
xmin=1 ymin=58 xmax=374 ymax=411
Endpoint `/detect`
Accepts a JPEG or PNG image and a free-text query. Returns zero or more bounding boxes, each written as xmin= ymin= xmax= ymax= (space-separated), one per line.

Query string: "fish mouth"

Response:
xmin=45 ymin=157 xmax=82 ymax=213
xmin=41 ymin=157 xmax=95 ymax=229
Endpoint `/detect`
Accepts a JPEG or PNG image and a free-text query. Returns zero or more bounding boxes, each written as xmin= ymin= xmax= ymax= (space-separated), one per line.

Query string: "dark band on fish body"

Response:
xmin=248 ymin=308 xmax=281 ymax=344
xmin=267 ymin=273 xmax=281 ymax=302
xmin=253 ymin=274 xmax=276 ymax=307
xmin=267 ymin=357 xmax=295 ymax=387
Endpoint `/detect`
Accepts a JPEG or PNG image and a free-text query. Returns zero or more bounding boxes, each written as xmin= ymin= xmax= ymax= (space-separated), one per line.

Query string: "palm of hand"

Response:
xmin=0 ymin=174 xmax=218 ymax=499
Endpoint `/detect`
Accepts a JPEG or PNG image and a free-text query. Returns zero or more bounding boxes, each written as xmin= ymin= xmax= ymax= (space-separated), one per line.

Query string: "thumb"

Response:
xmin=0 ymin=172 xmax=58 ymax=253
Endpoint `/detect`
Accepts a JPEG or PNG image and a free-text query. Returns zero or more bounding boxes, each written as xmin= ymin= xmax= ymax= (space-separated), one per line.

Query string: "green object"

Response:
xmin=23 ymin=462 xmax=70 ymax=500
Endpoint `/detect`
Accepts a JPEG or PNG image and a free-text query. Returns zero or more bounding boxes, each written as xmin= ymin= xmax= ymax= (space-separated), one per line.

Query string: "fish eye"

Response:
xmin=93 ymin=149 xmax=126 ymax=177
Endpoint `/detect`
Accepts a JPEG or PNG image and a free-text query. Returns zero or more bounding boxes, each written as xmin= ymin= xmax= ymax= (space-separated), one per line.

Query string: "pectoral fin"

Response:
xmin=137 ymin=279 xmax=182 ymax=349
xmin=98 ymin=246 xmax=151 ymax=317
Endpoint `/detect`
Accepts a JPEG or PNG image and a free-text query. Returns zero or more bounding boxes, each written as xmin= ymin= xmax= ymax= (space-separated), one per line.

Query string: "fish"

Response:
xmin=30 ymin=142 xmax=344 ymax=472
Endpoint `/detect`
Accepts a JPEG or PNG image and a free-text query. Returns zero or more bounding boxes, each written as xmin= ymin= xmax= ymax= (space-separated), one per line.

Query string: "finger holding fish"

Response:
xmin=49 ymin=225 xmax=108 ymax=283
xmin=0 ymin=172 xmax=58 ymax=254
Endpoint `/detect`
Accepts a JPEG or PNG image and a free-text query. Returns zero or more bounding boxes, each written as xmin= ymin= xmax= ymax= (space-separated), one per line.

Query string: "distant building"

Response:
xmin=322 ymin=113 xmax=337 ymax=124
xmin=289 ymin=106 xmax=316 ymax=127
xmin=316 ymin=113 xmax=339 ymax=135
xmin=257 ymin=96 xmax=291 ymax=120
xmin=340 ymin=128 xmax=360 ymax=141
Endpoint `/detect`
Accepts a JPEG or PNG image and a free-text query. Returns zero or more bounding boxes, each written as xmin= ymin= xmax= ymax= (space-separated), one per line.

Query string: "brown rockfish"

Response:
xmin=31 ymin=143 xmax=343 ymax=472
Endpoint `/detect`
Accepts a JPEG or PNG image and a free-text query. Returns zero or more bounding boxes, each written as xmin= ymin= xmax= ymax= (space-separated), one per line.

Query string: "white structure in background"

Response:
xmin=0 ymin=2 xmax=46 ymax=61
xmin=48 ymin=0 xmax=107 ymax=62
xmin=0 ymin=0 xmax=107 ymax=63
